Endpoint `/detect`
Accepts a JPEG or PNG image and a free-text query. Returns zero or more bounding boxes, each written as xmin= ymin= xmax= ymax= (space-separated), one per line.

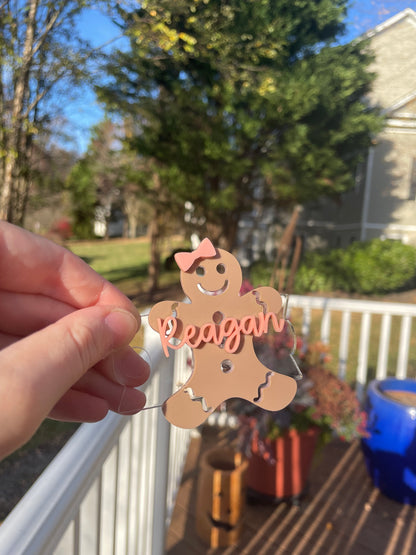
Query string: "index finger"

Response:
xmin=0 ymin=222 xmax=135 ymax=312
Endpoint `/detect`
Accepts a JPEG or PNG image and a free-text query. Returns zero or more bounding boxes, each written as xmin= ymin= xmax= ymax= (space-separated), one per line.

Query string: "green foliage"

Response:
xmin=250 ymin=256 xmax=337 ymax=292
xmin=98 ymin=0 xmax=384 ymax=247
xmin=295 ymin=239 xmax=416 ymax=294
xmin=0 ymin=0 xmax=99 ymax=224
xmin=341 ymin=239 xmax=416 ymax=293
xmin=249 ymin=259 xmax=274 ymax=287
xmin=66 ymin=159 xmax=96 ymax=239
xmin=295 ymin=262 xmax=338 ymax=293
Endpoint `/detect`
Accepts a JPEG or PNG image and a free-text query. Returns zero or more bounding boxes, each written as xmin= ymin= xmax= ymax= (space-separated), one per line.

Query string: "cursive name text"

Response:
xmin=158 ymin=312 xmax=285 ymax=356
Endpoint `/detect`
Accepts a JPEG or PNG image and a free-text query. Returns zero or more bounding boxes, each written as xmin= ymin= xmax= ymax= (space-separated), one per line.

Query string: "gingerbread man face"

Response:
xmin=148 ymin=238 xmax=298 ymax=429
xmin=180 ymin=248 xmax=242 ymax=303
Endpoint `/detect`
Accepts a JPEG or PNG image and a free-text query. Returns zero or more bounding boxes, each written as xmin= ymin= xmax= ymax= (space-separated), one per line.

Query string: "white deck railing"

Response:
xmin=0 ymin=295 xmax=415 ymax=554
xmin=0 ymin=320 xmax=192 ymax=555
xmin=288 ymin=295 xmax=416 ymax=400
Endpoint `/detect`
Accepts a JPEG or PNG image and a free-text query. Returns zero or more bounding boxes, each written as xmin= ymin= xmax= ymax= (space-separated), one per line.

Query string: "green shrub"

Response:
xmin=295 ymin=239 xmax=416 ymax=295
xmin=294 ymin=263 xmax=336 ymax=293
xmin=340 ymin=239 xmax=416 ymax=294
xmin=249 ymin=259 xmax=274 ymax=286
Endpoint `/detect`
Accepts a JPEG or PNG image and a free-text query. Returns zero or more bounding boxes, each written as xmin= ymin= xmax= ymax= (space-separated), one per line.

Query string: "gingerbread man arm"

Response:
xmin=148 ymin=300 xmax=196 ymax=340
xmin=242 ymin=286 xmax=283 ymax=316
xmin=148 ymin=300 xmax=181 ymax=333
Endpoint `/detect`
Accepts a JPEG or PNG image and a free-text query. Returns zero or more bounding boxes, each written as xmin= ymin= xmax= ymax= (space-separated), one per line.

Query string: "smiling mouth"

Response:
xmin=197 ymin=280 xmax=229 ymax=296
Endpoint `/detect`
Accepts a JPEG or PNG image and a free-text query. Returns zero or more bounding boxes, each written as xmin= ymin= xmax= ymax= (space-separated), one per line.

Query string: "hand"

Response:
xmin=0 ymin=222 xmax=150 ymax=459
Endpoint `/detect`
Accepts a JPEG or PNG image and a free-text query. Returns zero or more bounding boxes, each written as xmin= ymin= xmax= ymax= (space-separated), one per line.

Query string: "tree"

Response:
xmin=66 ymin=157 xmax=96 ymax=239
xmin=24 ymin=138 xmax=76 ymax=233
xmin=0 ymin=0 xmax=96 ymax=224
xmin=66 ymin=119 xmax=122 ymax=239
xmin=98 ymin=0 xmax=384 ymax=253
xmin=66 ymin=118 xmax=155 ymax=243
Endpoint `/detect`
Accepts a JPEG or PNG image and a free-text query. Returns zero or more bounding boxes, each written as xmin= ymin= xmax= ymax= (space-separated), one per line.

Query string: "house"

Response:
xmin=300 ymin=8 xmax=416 ymax=249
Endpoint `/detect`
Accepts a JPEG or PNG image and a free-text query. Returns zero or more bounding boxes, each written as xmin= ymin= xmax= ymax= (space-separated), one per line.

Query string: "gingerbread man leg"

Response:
xmin=162 ymin=345 xmax=241 ymax=428
xmin=234 ymin=346 xmax=298 ymax=411
xmin=162 ymin=374 xmax=215 ymax=429
xmin=216 ymin=354 xmax=297 ymax=411
xmin=162 ymin=343 xmax=297 ymax=428
xmin=250 ymin=369 xmax=297 ymax=411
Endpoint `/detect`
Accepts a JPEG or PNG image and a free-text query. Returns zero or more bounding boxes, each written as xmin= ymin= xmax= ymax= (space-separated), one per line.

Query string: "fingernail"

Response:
xmin=105 ymin=309 xmax=139 ymax=347
xmin=132 ymin=346 xmax=152 ymax=367
xmin=111 ymin=347 xmax=151 ymax=385
xmin=118 ymin=386 xmax=146 ymax=414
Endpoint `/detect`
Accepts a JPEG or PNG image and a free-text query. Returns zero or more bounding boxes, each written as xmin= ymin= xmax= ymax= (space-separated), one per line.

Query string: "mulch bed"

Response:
xmin=0 ymin=422 xmax=78 ymax=521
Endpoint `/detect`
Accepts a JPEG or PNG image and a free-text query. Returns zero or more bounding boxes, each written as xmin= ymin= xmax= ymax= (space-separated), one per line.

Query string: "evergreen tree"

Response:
xmin=98 ymin=0 xmax=383 ymax=251
xmin=66 ymin=158 xmax=96 ymax=239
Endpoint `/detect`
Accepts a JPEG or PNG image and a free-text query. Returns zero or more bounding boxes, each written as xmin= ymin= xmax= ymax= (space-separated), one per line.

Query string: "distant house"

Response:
xmin=300 ymin=8 xmax=416 ymax=249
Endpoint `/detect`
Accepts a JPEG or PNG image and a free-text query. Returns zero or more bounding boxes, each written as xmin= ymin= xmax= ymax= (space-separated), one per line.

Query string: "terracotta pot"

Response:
xmin=247 ymin=427 xmax=320 ymax=502
xmin=196 ymin=446 xmax=249 ymax=548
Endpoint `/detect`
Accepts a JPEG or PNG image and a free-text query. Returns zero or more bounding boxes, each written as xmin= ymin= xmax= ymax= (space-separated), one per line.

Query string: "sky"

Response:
xmin=345 ymin=0 xmax=416 ymax=39
xmin=65 ymin=0 xmax=416 ymax=154
xmin=62 ymin=7 xmax=123 ymax=153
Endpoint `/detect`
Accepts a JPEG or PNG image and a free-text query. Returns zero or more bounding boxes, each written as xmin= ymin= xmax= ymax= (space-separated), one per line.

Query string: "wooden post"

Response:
xmin=286 ymin=235 xmax=303 ymax=294
xmin=270 ymin=205 xmax=301 ymax=291
xmin=196 ymin=447 xmax=248 ymax=548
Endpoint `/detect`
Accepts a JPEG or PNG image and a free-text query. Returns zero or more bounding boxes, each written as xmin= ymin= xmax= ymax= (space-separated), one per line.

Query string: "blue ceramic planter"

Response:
xmin=362 ymin=378 xmax=416 ymax=505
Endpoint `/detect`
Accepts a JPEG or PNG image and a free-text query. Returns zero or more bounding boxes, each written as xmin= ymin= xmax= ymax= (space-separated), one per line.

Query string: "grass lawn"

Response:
xmin=69 ymin=235 xmax=187 ymax=301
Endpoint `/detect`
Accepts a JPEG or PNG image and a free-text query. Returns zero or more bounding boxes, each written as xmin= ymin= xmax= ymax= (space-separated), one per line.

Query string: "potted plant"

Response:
xmin=231 ymin=329 xmax=368 ymax=503
xmin=362 ymin=378 xmax=416 ymax=505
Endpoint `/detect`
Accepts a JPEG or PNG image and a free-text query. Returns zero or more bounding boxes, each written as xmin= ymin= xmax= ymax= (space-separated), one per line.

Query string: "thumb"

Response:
xmin=0 ymin=306 xmax=139 ymax=458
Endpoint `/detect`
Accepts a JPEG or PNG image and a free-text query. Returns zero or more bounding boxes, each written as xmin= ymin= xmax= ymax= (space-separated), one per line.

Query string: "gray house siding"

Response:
xmin=299 ymin=8 xmax=416 ymax=248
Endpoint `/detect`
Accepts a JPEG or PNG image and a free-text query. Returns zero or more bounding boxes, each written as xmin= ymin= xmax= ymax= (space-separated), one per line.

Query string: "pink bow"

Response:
xmin=174 ymin=238 xmax=217 ymax=271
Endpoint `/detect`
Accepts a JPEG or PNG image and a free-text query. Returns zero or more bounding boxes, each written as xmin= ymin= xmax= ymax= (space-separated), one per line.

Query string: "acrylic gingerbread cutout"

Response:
xmin=148 ymin=238 xmax=298 ymax=429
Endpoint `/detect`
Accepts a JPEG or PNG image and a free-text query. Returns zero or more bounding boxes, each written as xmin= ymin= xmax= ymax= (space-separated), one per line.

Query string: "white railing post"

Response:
xmin=320 ymin=302 xmax=331 ymax=344
xmin=356 ymin=312 xmax=372 ymax=401
xmin=376 ymin=313 xmax=392 ymax=379
xmin=397 ymin=315 xmax=412 ymax=379
xmin=302 ymin=306 xmax=312 ymax=342
xmin=338 ymin=310 xmax=351 ymax=380
xmin=151 ymin=355 xmax=174 ymax=555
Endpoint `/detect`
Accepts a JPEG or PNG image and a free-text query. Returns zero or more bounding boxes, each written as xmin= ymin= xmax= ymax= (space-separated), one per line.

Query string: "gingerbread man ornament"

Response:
xmin=148 ymin=238 xmax=297 ymax=429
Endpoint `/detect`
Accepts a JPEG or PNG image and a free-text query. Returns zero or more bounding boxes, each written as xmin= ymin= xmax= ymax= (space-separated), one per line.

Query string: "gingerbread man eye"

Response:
xmin=216 ymin=263 xmax=225 ymax=274
xmin=196 ymin=266 xmax=205 ymax=276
